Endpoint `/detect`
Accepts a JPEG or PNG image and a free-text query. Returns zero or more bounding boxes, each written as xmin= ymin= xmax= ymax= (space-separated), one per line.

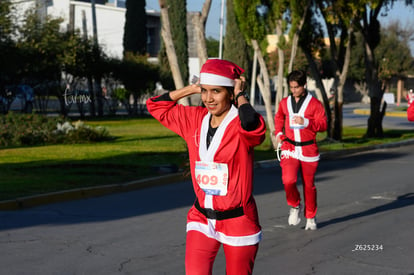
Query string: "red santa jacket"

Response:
xmin=408 ymin=102 xmax=414 ymax=121
xmin=274 ymin=93 xmax=327 ymax=162
xmin=146 ymin=96 xmax=266 ymax=246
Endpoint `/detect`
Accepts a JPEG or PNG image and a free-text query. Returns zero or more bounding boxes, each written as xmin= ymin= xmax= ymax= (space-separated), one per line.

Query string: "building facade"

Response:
xmin=11 ymin=0 xmax=161 ymax=59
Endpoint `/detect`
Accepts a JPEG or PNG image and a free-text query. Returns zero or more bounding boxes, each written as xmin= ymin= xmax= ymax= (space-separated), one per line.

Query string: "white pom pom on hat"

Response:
xmin=199 ymin=59 xmax=244 ymax=87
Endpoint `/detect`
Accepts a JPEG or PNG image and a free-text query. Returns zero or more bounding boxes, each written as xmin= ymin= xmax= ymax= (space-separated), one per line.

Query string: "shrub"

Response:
xmin=0 ymin=112 xmax=111 ymax=147
xmin=55 ymin=120 xmax=110 ymax=143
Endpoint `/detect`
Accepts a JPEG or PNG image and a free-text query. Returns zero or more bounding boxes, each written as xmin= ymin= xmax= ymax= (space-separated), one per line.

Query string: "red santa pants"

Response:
xmin=280 ymin=157 xmax=318 ymax=218
xmin=185 ymin=230 xmax=258 ymax=275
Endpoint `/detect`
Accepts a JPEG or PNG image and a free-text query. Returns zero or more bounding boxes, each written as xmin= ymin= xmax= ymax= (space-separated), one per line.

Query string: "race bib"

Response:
xmin=195 ymin=161 xmax=229 ymax=196
xmin=290 ymin=114 xmax=305 ymax=129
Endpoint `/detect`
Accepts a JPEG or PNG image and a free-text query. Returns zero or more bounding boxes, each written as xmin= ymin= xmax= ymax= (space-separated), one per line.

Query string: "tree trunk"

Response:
xmin=252 ymin=40 xmax=277 ymax=149
xmin=332 ymin=27 xmax=353 ymax=141
xmin=192 ymin=14 xmax=208 ymax=66
xmin=94 ymin=76 xmax=103 ymax=116
xmin=364 ymin=40 xmax=384 ymax=138
xmin=367 ymin=96 xmax=385 ymax=137
xmin=397 ymin=78 xmax=403 ymax=105
xmin=333 ymin=101 xmax=343 ymax=140
xmin=87 ymin=75 xmax=95 ymax=117
xmin=193 ymin=0 xmax=211 ymax=67
xmin=304 ymin=49 xmax=331 ymax=137
xmin=159 ymin=0 xmax=189 ymax=106
xmin=275 ymin=19 xmax=284 ymax=113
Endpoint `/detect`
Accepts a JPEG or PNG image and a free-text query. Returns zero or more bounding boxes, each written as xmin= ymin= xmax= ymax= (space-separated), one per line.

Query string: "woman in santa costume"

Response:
xmin=146 ymin=59 xmax=266 ymax=275
xmin=274 ymin=70 xmax=327 ymax=230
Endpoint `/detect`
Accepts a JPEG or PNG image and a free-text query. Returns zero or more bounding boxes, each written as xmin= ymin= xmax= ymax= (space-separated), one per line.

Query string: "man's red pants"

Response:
xmin=281 ymin=157 xmax=318 ymax=218
xmin=185 ymin=230 xmax=258 ymax=275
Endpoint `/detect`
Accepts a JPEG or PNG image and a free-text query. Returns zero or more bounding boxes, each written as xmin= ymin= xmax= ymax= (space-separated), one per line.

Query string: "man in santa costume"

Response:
xmin=274 ymin=70 xmax=327 ymax=230
xmin=146 ymin=59 xmax=266 ymax=275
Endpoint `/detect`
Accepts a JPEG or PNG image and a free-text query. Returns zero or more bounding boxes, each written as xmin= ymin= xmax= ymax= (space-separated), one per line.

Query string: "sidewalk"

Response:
xmin=351 ymin=102 xmax=407 ymax=117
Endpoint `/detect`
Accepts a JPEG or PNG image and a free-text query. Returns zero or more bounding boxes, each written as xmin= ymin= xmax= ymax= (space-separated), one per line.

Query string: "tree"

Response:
xmin=223 ymin=0 xmax=252 ymax=81
xmin=270 ymin=0 xmax=312 ymax=145
xmin=234 ymin=0 xmax=312 ymax=148
xmin=0 ymin=1 xmax=18 ymax=113
xmin=377 ymin=22 xmax=414 ymax=81
xmin=353 ymin=0 xmax=413 ymax=138
xmin=17 ymin=12 xmax=65 ymax=89
xmin=0 ymin=2 xmax=16 ymax=82
xmin=206 ymin=37 xmax=219 ymax=58
xmin=158 ymin=0 xmax=189 ymax=105
xmin=123 ymin=0 xmax=147 ymax=56
xmin=166 ymin=0 xmax=189 ymax=84
xmin=307 ymin=0 xmax=357 ymax=141
xmin=112 ymin=54 xmax=159 ymax=115
xmin=233 ymin=0 xmax=278 ymax=148
xmin=192 ymin=0 xmax=211 ymax=66
xmin=173 ymin=0 xmax=189 ymax=83
xmin=355 ymin=2 xmax=385 ymax=137
xmin=62 ymin=31 xmax=105 ymax=117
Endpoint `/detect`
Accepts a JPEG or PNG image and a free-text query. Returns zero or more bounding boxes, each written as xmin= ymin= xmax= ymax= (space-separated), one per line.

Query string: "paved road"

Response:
xmin=1 ymin=142 xmax=414 ymax=274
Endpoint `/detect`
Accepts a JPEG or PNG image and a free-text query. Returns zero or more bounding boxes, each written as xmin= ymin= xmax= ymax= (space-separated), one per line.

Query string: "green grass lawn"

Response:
xmin=0 ymin=117 xmax=190 ymax=200
xmin=1 ymin=116 xmax=413 ymax=201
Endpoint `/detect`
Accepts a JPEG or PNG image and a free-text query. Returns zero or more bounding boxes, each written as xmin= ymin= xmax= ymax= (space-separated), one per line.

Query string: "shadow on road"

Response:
xmin=318 ymin=193 xmax=414 ymax=229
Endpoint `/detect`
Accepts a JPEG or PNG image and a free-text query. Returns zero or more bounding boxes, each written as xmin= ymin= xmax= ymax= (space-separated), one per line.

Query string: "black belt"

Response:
xmin=285 ymin=137 xmax=315 ymax=146
xmin=194 ymin=199 xmax=244 ymax=220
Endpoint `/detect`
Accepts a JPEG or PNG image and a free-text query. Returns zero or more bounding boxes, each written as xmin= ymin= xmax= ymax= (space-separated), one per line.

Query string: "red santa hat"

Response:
xmin=199 ymin=59 xmax=244 ymax=87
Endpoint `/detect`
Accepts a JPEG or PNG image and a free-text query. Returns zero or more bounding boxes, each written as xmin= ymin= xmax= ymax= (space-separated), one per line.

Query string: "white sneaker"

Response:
xmin=288 ymin=205 xmax=301 ymax=226
xmin=305 ymin=218 xmax=317 ymax=230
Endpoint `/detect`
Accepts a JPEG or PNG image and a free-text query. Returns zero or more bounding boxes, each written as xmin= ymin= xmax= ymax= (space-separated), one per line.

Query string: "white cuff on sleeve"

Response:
xmin=303 ymin=118 xmax=309 ymax=128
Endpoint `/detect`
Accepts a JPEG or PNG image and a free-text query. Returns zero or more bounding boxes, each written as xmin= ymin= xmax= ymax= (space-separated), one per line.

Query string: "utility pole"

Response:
xmin=36 ymin=0 xmax=47 ymax=24
xmin=91 ymin=0 xmax=98 ymax=46
xmin=218 ymin=0 xmax=225 ymax=59
xmin=90 ymin=0 xmax=103 ymax=116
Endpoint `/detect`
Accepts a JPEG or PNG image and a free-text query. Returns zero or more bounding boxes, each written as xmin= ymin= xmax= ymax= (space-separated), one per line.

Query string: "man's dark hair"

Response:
xmin=287 ymin=70 xmax=307 ymax=87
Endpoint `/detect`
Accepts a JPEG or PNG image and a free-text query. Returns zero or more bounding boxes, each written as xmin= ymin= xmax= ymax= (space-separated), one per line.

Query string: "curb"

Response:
xmin=353 ymin=109 xmax=407 ymax=118
xmin=2 ymin=139 xmax=414 ymax=211
xmin=0 ymin=173 xmax=188 ymax=211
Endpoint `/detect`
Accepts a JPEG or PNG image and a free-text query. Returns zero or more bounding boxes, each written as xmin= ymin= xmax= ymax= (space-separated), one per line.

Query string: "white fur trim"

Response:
xmin=200 ymin=72 xmax=235 ymax=87
xmin=285 ymin=94 xmax=320 ymax=162
xmin=199 ymin=105 xmax=238 ymax=163
xmin=187 ymin=221 xmax=262 ymax=246
xmin=303 ymin=118 xmax=309 ymax=127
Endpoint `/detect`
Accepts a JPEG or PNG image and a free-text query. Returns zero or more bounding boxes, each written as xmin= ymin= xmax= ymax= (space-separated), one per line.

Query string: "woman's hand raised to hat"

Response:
xmin=234 ymin=76 xmax=249 ymax=107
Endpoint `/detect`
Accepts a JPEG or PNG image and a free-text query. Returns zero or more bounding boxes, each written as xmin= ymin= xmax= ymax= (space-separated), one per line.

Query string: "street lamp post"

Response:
xmin=218 ymin=0 xmax=225 ymax=59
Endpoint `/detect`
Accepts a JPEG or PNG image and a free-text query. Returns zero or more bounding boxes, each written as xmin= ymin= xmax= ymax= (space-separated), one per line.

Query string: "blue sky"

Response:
xmin=146 ymin=0 xmax=414 ymax=53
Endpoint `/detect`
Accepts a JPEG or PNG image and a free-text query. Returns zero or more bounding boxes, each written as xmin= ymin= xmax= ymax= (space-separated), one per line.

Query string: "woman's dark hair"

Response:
xmin=226 ymin=86 xmax=235 ymax=98
xmin=287 ymin=70 xmax=307 ymax=87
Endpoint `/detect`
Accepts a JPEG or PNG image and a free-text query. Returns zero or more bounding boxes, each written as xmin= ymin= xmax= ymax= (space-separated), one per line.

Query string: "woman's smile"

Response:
xmin=206 ymin=103 xmax=217 ymax=110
